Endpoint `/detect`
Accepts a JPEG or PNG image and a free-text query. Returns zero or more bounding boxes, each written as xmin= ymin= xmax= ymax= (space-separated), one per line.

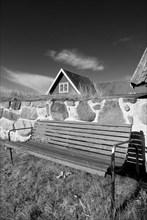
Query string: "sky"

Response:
xmin=1 ymin=0 xmax=147 ymax=94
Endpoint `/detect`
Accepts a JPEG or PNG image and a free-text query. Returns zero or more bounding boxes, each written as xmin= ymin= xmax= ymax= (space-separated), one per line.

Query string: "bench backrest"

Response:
xmin=31 ymin=120 xmax=132 ymax=166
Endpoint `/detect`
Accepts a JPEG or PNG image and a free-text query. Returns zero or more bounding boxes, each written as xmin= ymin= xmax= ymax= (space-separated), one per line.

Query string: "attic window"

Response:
xmin=59 ymin=82 xmax=69 ymax=93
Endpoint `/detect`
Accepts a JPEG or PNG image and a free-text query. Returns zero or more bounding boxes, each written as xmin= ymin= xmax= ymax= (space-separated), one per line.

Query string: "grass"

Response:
xmin=0 ymin=87 xmax=41 ymax=102
xmin=0 ymin=86 xmax=146 ymax=103
xmin=0 ymin=144 xmax=147 ymax=220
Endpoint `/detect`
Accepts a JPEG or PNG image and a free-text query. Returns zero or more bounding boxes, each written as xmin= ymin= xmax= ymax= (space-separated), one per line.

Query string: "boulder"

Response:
xmin=46 ymin=104 xmax=50 ymax=116
xmin=127 ymin=116 xmax=133 ymax=124
xmin=0 ymin=108 xmax=4 ymax=118
xmin=76 ymin=101 xmax=96 ymax=122
xmin=11 ymin=99 xmax=21 ymax=110
xmin=0 ymin=118 xmax=14 ymax=131
xmin=21 ymin=101 xmax=31 ymax=107
xmin=138 ymin=103 xmax=147 ymax=125
xmin=3 ymin=110 xmax=9 ymax=119
xmin=93 ymin=104 xmax=101 ymax=110
xmin=98 ymin=99 xmax=126 ymax=125
xmin=66 ymin=101 xmax=75 ymax=106
xmin=33 ymin=101 xmax=47 ymax=108
xmin=3 ymin=110 xmax=20 ymax=121
xmin=11 ymin=133 xmax=31 ymax=142
xmin=1 ymin=101 xmax=11 ymax=109
xmin=123 ymin=98 xmax=137 ymax=104
xmin=51 ymin=101 xmax=68 ymax=121
xmin=14 ymin=119 xmax=33 ymax=136
xmin=20 ymin=107 xmax=38 ymax=120
xmin=37 ymin=107 xmax=47 ymax=118
xmin=92 ymin=98 xmax=102 ymax=103
xmin=124 ymin=104 xmax=130 ymax=112
xmin=0 ymin=128 xmax=8 ymax=140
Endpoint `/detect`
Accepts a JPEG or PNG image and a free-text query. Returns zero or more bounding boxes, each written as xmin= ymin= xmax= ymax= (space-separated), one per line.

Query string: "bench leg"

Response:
xmin=111 ymin=148 xmax=115 ymax=219
xmin=9 ymin=148 xmax=13 ymax=165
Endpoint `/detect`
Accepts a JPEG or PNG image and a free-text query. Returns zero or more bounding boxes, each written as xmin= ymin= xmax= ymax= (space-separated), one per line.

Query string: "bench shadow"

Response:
xmin=106 ymin=131 xmax=147 ymax=219
xmin=106 ymin=131 xmax=146 ymax=180
xmin=119 ymin=131 xmax=146 ymax=181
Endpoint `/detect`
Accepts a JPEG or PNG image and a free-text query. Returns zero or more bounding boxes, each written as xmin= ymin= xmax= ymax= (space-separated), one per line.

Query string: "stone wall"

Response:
xmin=0 ymin=97 xmax=147 ymax=168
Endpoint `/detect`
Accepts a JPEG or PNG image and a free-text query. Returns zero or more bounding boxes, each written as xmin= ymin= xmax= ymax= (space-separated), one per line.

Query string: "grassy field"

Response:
xmin=0 ymin=144 xmax=147 ymax=220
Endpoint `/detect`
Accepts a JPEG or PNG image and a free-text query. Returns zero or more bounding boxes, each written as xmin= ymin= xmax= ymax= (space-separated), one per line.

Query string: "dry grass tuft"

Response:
xmin=0 ymin=145 xmax=146 ymax=220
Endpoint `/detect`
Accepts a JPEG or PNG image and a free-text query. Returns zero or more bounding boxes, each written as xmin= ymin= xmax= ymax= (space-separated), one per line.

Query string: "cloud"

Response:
xmin=113 ymin=36 xmax=134 ymax=46
xmin=2 ymin=67 xmax=54 ymax=93
xmin=47 ymin=49 xmax=104 ymax=71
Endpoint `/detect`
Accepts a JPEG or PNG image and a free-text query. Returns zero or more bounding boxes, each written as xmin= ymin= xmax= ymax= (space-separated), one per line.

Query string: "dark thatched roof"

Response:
xmin=131 ymin=48 xmax=147 ymax=88
xmin=63 ymin=69 xmax=96 ymax=94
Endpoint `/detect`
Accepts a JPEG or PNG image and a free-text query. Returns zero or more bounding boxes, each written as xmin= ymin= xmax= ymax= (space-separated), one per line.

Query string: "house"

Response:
xmin=46 ymin=68 xmax=96 ymax=95
xmin=130 ymin=48 xmax=147 ymax=93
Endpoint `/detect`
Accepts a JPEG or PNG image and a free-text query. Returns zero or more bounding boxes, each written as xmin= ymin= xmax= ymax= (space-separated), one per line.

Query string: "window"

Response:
xmin=59 ymin=82 xmax=69 ymax=93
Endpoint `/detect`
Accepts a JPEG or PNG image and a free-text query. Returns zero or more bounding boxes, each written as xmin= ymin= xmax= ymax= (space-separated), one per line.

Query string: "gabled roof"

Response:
xmin=130 ymin=48 xmax=147 ymax=88
xmin=46 ymin=68 xmax=96 ymax=95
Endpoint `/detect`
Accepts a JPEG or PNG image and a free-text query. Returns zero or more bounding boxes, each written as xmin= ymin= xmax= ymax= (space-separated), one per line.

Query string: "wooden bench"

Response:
xmin=3 ymin=120 xmax=145 ymax=216
xmin=4 ymin=120 xmax=144 ymax=175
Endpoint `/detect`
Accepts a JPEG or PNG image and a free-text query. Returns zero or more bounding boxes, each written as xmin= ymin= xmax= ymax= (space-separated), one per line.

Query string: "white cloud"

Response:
xmin=113 ymin=36 xmax=134 ymax=46
xmin=47 ymin=49 xmax=104 ymax=71
xmin=2 ymin=67 xmax=54 ymax=93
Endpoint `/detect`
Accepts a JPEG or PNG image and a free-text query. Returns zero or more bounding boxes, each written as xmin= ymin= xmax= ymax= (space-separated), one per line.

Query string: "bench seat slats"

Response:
xmin=5 ymin=143 xmax=108 ymax=175
xmin=30 ymin=139 xmax=126 ymax=165
xmin=49 ymin=138 xmax=128 ymax=153
xmin=7 ymin=141 xmax=110 ymax=167
xmin=33 ymin=135 xmax=128 ymax=154
xmin=44 ymin=138 xmax=127 ymax=157
xmin=6 ymin=140 xmax=124 ymax=168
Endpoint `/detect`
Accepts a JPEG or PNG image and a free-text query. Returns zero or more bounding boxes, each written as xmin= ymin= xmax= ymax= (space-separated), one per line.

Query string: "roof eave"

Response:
xmin=130 ymin=48 xmax=147 ymax=88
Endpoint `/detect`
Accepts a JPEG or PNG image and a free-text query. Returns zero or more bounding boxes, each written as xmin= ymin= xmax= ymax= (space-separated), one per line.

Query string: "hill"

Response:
xmin=0 ymin=86 xmax=41 ymax=101
xmin=95 ymin=79 xmax=147 ymax=97
xmin=95 ymin=79 xmax=134 ymax=96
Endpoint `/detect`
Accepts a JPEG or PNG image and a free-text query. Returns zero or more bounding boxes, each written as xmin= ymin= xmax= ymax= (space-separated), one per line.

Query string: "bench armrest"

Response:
xmin=111 ymin=140 xmax=130 ymax=154
xmin=8 ymin=127 xmax=33 ymax=141
xmin=111 ymin=139 xmax=139 ymax=175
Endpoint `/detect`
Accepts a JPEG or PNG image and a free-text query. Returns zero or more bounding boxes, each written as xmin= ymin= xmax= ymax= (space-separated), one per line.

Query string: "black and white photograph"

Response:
xmin=0 ymin=0 xmax=147 ymax=219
